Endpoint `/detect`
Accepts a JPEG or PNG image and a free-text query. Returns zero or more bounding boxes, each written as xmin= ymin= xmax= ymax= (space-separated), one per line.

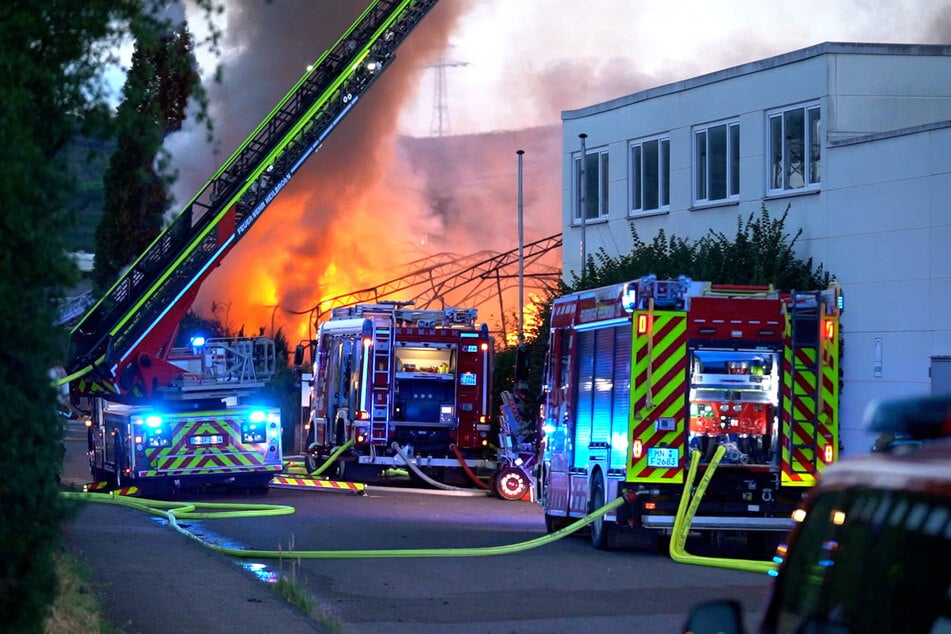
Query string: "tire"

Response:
xmin=495 ymin=466 xmax=530 ymax=501
xmin=304 ymin=443 xmax=320 ymax=474
xmin=589 ymin=474 xmax=614 ymax=550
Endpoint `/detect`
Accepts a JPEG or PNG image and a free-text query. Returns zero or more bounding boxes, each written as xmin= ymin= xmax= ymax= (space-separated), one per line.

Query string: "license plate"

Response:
xmin=189 ymin=434 xmax=223 ymax=446
xmin=647 ymin=447 xmax=679 ymax=468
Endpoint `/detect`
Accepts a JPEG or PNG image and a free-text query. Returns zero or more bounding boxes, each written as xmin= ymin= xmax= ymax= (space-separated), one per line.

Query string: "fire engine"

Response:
xmin=63 ymin=1 xmax=438 ymax=492
xmin=84 ymin=337 xmax=282 ymax=494
xmin=303 ymin=302 xmax=497 ymax=483
xmin=538 ymin=275 xmax=843 ymax=551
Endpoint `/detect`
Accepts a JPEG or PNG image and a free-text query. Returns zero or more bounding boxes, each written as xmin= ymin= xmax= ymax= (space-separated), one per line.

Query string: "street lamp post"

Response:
xmin=517 ymin=149 xmax=525 ymax=346
xmin=579 ymin=133 xmax=587 ymax=285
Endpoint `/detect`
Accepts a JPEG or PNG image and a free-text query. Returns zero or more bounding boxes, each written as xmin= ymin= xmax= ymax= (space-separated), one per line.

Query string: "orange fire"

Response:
xmin=183 ymin=1 xmax=562 ymax=348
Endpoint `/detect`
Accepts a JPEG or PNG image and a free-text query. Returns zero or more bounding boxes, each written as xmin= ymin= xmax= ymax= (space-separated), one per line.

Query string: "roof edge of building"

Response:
xmin=829 ymin=119 xmax=951 ymax=148
xmin=562 ymin=42 xmax=951 ymax=121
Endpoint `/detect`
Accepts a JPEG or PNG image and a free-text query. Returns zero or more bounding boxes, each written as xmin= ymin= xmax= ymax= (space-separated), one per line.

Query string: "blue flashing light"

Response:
xmin=249 ymin=410 xmax=266 ymax=423
xmin=767 ymin=569 xmax=779 ymax=577
xmin=145 ymin=415 xmax=163 ymax=428
xmin=190 ymin=335 xmax=206 ymax=347
xmin=621 ymin=281 xmax=637 ymax=313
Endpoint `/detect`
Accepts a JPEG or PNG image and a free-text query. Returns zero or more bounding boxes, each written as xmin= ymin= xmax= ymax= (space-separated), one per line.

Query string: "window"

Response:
xmin=573 ymin=148 xmax=609 ymax=223
xmin=768 ymin=103 xmax=820 ymax=193
xmin=694 ymin=119 xmax=740 ymax=204
xmin=630 ymin=136 xmax=670 ymax=214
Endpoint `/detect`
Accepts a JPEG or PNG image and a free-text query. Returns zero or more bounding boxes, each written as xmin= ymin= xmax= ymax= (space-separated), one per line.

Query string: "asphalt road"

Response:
xmin=61 ymin=426 xmax=769 ymax=633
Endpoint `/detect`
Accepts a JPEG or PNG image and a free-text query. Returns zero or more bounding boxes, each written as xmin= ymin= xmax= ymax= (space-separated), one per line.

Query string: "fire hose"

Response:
xmin=303 ymin=440 xmax=498 ymax=496
xmin=449 ymin=443 xmax=491 ymax=491
xmin=668 ymin=444 xmax=779 ymax=574
xmin=391 ymin=442 xmax=489 ymax=495
xmin=61 ymin=490 xmax=623 ymax=559
xmin=303 ymin=438 xmax=355 ymax=477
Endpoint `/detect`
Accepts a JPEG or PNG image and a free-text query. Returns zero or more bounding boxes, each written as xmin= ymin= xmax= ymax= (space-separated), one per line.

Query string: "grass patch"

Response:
xmin=45 ymin=549 xmax=119 ymax=634
xmin=274 ymin=537 xmax=344 ymax=633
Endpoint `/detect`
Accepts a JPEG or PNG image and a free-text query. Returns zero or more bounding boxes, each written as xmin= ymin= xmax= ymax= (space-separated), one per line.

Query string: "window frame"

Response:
xmin=629 ymin=134 xmax=671 ymax=216
xmin=766 ymin=101 xmax=821 ymax=195
xmin=692 ymin=118 xmax=740 ymax=206
xmin=572 ymin=146 xmax=610 ymax=224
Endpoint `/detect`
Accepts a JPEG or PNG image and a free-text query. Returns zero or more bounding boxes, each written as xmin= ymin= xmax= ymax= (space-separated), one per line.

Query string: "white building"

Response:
xmin=560 ymin=42 xmax=951 ymax=454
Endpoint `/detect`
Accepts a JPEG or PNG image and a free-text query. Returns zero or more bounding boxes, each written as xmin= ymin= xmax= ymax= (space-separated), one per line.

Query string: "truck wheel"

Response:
xmin=589 ymin=474 xmax=614 ymax=550
xmin=304 ymin=443 xmax=320 ymax=474
xmin=495 ymin=466 xmax=529 ymax=501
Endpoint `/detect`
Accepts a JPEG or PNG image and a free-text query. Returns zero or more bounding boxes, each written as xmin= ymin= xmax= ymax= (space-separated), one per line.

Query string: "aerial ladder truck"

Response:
xmin=64 ymin=0 xmax=439 ymax=494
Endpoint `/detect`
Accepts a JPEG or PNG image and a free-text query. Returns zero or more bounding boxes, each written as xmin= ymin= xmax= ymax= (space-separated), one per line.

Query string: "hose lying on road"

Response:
xmin=62 ymin=490 xmax=624 ymax=560
xmin=391 ymin=442 xmax=490 ymax=495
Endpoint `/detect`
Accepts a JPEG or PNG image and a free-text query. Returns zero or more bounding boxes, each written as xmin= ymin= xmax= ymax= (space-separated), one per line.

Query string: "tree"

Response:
xmin=569 ymin=203 xmax=830 ymax=291
xmin=0 ymin=3 xmax=219 ymax=630
xmin=498 ymin=204 xmax=834 ymax=409
xmin=93 ymin=19 xmax=203 ymax=292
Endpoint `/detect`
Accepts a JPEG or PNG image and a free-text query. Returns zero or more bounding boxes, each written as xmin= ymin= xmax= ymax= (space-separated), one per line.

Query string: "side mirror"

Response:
xmin=683 ymin=599 xmax=745 ymax=634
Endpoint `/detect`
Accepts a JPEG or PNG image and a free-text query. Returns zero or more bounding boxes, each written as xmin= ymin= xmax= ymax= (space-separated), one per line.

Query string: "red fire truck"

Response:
xmin=538 ymin=275 xmax=843 ymax=551
xmin=303 ymin=302 xmax=497 ymax=483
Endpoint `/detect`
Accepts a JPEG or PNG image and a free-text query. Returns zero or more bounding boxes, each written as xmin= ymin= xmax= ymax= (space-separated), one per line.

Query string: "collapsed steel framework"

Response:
xmin=293 ymin=233 xmax=563 ymax=342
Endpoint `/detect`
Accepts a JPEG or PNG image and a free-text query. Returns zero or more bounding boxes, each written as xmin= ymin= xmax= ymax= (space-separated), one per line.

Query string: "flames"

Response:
xmin=168 ymin=1 xmax=561 ymax=348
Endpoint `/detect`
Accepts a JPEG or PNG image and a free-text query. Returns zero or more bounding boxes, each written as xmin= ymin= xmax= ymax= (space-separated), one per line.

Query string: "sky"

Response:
xmin=397 ymin=0 xmax=951 ymax=136
xmin=158 ymin=0 xmax=951 ymax=342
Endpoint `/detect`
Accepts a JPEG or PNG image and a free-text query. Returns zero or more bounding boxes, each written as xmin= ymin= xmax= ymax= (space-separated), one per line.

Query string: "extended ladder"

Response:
xmin=66 ymin=0 xmax=439 ymax=384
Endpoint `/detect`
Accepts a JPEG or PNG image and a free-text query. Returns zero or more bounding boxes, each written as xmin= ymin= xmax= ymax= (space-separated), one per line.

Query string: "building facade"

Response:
xmin=560 ymin=42 xmax=951 ymax=454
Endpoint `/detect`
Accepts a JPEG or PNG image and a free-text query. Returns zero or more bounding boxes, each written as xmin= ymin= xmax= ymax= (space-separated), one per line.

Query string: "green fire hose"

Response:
xmin=668 ymin=445 xmax=779 ymax=574
xmin=61 ymin=490 xmax=623 ymax=559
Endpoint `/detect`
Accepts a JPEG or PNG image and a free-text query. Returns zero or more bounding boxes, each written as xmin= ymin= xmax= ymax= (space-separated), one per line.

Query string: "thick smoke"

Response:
xmin=168 ymin=1 xmax=474 ymax=340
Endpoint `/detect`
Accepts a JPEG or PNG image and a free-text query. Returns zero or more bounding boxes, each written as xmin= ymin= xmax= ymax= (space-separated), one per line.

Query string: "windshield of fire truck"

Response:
xmin=688 ymin=349 xmax=781 ymax=465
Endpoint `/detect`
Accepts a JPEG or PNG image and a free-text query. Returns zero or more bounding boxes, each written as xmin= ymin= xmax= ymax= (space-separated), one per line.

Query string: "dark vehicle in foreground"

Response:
xmin=684 ymin=393 xmax=951 ymax=634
